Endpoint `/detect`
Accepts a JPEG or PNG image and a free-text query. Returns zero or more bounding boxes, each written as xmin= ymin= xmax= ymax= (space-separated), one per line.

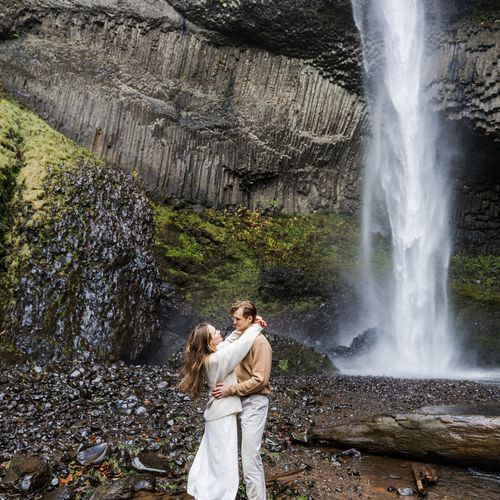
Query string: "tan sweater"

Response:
xmin=223 ymin=330 xmax=272 ymax=397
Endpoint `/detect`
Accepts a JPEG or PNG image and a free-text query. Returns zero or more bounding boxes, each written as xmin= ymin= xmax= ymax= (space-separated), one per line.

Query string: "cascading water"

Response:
xmin=349 ymin=0 xmax=458 ymax=376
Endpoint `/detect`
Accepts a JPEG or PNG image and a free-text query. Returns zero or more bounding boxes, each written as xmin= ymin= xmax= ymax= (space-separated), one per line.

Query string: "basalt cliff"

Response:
xmin=0 ymin=0 xmax=498 ymax=252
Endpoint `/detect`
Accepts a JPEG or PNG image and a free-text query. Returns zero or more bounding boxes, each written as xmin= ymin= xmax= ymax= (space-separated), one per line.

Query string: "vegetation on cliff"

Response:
xmin=0 ymin=91 xmax=91 ymax=316
xmin=450 ymin=253 xmax=500 ymax=365
xmin=0 ymin=92 xmax=93 ymax=359
xmin=153 ymin=203 xmax=360 ymax=322
xmin=450 ymin=254 xmax=499 ymax=304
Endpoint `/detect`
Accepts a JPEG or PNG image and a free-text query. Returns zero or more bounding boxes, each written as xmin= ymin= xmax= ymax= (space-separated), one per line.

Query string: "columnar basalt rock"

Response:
xmin=427 ymin=7 xmax=500 ymax=254
xmin=0 ymin=0 xmax=366 ymax=214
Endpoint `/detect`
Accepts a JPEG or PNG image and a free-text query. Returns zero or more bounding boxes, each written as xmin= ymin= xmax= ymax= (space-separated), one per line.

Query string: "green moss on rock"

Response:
xmin=450 ymin=254 xmax=500 ymax=303
xmin=0 ymin=92 xmax=94 ymax=326
xmin=269 ymin=334 xmax=338 ymax=376
xmin=0 ymin=93 xmax=160 ymax=364
xmin=153 ymin=204 xmax=360 ymax=322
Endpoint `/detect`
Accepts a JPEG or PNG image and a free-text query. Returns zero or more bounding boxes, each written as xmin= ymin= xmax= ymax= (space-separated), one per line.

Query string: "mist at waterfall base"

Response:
xmin=339 ymin=0 xmax=495 ymax=379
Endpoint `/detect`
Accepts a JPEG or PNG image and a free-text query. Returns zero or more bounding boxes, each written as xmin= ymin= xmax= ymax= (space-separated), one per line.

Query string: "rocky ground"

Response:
xmin=1 ymin=351 xmax=499 ymax=499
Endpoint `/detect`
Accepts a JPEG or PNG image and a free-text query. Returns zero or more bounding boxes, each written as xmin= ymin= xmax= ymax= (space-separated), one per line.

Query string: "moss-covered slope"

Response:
xmin=0 ymin=93 xmax=160 ymax=364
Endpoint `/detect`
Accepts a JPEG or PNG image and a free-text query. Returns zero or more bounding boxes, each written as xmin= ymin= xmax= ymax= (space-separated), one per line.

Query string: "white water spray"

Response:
xmin=350 ymin=0 xmax=458 ymax=376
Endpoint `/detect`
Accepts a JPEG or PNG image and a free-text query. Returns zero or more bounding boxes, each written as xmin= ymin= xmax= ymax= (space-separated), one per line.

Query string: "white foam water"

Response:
xmin=350 ymin=0 xmax=459 ymax=376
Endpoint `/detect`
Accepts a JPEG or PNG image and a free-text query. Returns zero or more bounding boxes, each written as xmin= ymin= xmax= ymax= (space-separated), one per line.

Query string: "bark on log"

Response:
xmin=308 ymin=405 xmax=500 ymax=470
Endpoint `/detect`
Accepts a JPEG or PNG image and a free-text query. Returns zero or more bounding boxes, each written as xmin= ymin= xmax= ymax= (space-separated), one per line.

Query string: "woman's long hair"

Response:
xmin=179 ymin=323 xmax=214 ymax=399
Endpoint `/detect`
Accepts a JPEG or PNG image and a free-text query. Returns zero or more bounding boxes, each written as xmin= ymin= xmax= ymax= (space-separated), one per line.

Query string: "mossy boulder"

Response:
xmin=268 ymin=333 xmax=338 ymax=376
xmin=0 ymin=95 xmax=160 ymax=364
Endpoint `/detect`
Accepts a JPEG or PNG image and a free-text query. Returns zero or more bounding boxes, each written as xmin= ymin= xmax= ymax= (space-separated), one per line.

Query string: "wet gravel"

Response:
xmin=0 ymin=359 xmax=499 ymax=499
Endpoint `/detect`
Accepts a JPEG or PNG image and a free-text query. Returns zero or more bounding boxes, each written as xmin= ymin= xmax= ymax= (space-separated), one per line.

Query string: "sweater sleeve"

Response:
xmin=216 ymin=331 xmax=240 ymax=350
xmin=209 ymin=324 xmax=261 ymax=381
xmin=229 ymin=337 xmax=272 ymax=396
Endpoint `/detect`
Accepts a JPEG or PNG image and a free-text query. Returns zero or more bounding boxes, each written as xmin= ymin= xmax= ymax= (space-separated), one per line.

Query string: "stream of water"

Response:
xmin=349 ymin=0 xmax=458 ymax=377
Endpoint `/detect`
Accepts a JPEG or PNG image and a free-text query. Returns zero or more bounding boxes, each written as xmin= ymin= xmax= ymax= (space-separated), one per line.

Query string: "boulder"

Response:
xmin=3 ymin=453 xmax=51 ymax=494
xmin=3 ymin=160 xmax=161 ymax=364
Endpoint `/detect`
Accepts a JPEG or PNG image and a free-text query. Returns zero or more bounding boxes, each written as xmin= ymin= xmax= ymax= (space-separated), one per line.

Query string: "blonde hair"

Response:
xmin=228 ymin=300 xmax=257 ymax=322
xmin=179 ymin=323 xmax=214 ymax=399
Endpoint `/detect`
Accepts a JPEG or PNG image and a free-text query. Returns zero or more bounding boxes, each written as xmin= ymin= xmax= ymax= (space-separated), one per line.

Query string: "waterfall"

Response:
xmin=350 ymin=0 xmax=457 ymax=376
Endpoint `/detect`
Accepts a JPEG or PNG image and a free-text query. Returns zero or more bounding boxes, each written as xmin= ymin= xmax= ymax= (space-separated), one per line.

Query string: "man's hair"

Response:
xmin=229 ymin=300 xmax=257 ymax=321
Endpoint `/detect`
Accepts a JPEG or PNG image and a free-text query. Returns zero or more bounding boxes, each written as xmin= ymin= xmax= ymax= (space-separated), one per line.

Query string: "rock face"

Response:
xmin=4 ymin=160 xmax=161 ymax=364
xmin=0 ymin=0 xmax=498 ymax=250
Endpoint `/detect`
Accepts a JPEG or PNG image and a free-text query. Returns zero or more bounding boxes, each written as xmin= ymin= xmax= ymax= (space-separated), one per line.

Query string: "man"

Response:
xmin=212 ymin=300 xmax=272 ymax=500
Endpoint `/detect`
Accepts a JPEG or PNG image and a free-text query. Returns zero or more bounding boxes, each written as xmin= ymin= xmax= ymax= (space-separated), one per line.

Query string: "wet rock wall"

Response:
xmin=429 ymin=16 xmax=499 ymax=141
xmin=451 ymin=129 xmax=500 ymax=255
xmin=4 ymin=160 xmax=161 ymax=365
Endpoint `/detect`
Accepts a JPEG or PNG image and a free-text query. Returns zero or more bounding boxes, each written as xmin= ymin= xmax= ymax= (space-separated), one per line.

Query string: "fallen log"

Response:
xmin=306 ymin=404 xmax=500 ymax=470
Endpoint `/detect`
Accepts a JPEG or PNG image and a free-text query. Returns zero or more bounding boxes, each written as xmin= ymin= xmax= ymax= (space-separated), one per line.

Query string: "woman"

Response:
xmin=180 ymin=318 xmax=265 ymax=500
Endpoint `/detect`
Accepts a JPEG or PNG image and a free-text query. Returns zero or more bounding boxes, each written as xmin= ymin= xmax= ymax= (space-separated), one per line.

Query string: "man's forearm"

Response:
xmin=230 ymin=375 xmax=266 ymax=396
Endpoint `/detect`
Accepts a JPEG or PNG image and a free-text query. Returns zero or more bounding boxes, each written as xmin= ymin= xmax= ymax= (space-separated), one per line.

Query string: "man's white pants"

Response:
xmin=238 ymin=394 xmax=269 ymax=500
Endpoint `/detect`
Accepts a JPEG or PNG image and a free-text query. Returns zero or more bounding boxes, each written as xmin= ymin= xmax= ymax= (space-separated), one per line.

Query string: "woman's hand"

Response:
xmin=254 ymin=315 xmax=267 ymax=328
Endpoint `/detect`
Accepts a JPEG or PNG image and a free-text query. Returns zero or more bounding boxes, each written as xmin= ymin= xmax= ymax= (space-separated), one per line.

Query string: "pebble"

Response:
xmin=69 ymin=369 xmax=82 ymax=379
xmin=135 ymin=406 xmax=148 ymax=416
xmin=397 ymin=487 xmax=415 ymax=496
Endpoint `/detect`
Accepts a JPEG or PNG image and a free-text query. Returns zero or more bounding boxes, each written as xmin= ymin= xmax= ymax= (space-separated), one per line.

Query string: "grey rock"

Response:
xmin=131 ymin=453 xmax=168 ymax=474
xmin=69 ymin=369 xmax=82 ymax=379
xmin=76 ymin=443 xmax=110 ymax=466
xmin=339 ymin=448 xmax=362 ymax=459
xmin=397 ymin=487 xmax=414 ymax=496
xmin=20 ymin=474 xmax=34 ymax=491
xmin=135 ymin=406 xmax=148 ymax=416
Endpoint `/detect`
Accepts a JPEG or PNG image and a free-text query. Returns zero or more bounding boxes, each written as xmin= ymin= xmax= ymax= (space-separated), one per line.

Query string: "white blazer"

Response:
xmin=203 ymin=324 xmax=262 ymax=421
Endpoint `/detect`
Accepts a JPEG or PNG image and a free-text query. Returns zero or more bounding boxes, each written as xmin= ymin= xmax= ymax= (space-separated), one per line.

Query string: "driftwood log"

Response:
xmin=307 ymin=405 xmax=500 ymax=469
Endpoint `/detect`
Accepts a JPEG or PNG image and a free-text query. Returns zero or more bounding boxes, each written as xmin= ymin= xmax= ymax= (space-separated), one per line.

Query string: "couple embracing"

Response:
xmin=180 ymin=300 xmax=272 ymax=500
